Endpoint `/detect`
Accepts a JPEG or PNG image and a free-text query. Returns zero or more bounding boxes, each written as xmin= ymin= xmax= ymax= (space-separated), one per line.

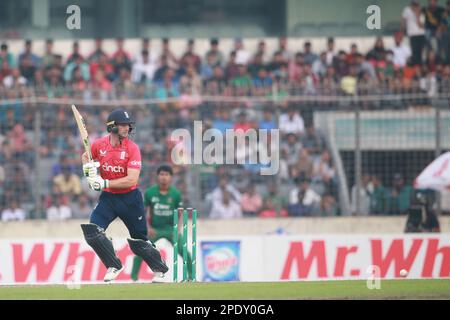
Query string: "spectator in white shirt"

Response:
xmin=350 ymin=174 xmax=373 ymax=216
xmin=281 ymin=133 xmax=302 ymax=166
xmin=390 ymin=31 xmax=412 ymax=68
xmin=210 ymin=190 xmax=243 ymax=219
xmin=325 ymin=37 xmax=336 ymax=66
xmin=206 ymin=176 xmax=242 ymax=205
xmin=402 ymin=0 xmax=426 ymax=65
xmin=131 ymin=49 xmax=157 ymax=83
xmin=234 ymin=38 xmax=251 ymax=66
xmin=278 ymin=106 xmax=305 ymax=137
xmin=46 ymin=194 xmax=72 ymax=221
xmin=133 ymin=38 xmax=159 ymax=65
xmin=1 ymin=199 xmax=26 ymax=221
xmin=278 ymin=36 xmax=292 ymax=63
xmin=312 ymin=52 xmax=327 ymax=77
xmin=3 ymin=68 xmax=27 ymax=88
xmin=289 ymin=175 xmax=321 ymax=208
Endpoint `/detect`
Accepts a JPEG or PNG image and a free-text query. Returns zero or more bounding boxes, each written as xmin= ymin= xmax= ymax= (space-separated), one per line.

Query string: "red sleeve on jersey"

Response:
xmin=128 ymin=142 xmax=142 ymax=169
xmin=91 ymin=139 xmax=98 ymax=161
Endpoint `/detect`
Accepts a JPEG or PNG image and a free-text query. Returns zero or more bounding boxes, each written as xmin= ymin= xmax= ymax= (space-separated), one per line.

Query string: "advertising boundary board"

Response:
xmin=0 ymin=234 xmax=449 ymax=284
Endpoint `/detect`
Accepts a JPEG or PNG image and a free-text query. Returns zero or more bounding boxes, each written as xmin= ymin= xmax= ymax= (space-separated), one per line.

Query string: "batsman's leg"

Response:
xmin=127 ymin=238 xmax=169 ymax=274
xmin=82 ymin=193 xmax=123 ymax=282
xmin=119 ymin=190 xmax=168 ymax=275
xmin=81 ymin=223 xmax=123 ymax=272
xmin=130 ymin=232 xmax=161 ymax=281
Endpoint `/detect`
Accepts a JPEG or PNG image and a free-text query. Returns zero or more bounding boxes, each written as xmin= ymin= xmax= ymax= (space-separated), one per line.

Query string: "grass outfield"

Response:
xmin=0 ymin=279 xmax=449 ymax=300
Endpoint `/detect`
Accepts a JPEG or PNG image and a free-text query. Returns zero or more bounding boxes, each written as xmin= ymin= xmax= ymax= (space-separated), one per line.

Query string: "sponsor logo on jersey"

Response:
xmin=102 ymin=163 xmax=125 ymax=173
xmin=155 ymin=203 xmax=171 ymax=210
xmin=120 ymin=151 xmax=126 ymax=160
xmin=130 ymin=160 xmax=141 ymax=166
xmin=154 ymin=202 xmax=173 ymax=216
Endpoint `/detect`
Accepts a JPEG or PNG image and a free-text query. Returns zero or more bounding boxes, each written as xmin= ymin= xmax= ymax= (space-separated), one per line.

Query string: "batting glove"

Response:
xmin=83 ymin=161 xmax=100 ymax=177
xmin=87 ymin=175 xmax=109 ymax=191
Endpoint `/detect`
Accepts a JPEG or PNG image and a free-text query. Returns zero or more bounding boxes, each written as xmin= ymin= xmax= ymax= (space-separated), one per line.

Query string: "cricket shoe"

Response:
xmin=104 ymin=266 xmax=124 ymax=282
xmin=152 ymin=272 xmax=165 ymax=283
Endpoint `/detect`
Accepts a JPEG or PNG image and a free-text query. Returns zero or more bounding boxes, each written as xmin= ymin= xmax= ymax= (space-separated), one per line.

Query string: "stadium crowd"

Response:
xmin=1 ymin=0 xmax=450 ymax=220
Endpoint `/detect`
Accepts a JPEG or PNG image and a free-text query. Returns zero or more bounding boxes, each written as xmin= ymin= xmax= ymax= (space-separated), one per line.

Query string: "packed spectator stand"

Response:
xmin=1 ymin=1 xmax=450 ymax=220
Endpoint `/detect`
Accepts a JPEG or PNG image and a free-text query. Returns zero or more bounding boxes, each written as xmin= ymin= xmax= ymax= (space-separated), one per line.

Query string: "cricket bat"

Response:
xmin=71 ymin=104 xmax=93 ymax=162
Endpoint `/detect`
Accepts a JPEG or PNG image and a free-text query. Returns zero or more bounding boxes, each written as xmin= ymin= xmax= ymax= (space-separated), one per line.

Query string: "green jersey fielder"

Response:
xmin=131 ymin=165 xmax=193 ymax=281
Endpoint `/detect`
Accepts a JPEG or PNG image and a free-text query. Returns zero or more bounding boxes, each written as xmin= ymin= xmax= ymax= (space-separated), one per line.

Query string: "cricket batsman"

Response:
xmin=81 ymin=108 xmax=168 ymax=282
xmin=130 ymin=165 xmax=193 ymax=281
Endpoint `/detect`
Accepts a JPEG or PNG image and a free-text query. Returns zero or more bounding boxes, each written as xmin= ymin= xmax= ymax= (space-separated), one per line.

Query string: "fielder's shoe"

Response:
xmin=104 ymin=266 xmax=124 ymax=282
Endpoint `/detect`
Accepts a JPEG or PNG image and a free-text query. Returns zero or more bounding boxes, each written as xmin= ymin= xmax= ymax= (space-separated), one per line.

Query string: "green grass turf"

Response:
xmin=0 ymin=279 xmax=449 ymax=300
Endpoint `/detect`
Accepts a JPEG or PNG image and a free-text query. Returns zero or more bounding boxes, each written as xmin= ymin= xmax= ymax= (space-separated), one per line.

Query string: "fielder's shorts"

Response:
xmin=90 ymin=189 xmax=148 ymax=240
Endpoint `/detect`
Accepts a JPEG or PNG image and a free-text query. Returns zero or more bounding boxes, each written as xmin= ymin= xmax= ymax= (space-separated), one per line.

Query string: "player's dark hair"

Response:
xmin=157 ymin=165 xmax=173 ymax=176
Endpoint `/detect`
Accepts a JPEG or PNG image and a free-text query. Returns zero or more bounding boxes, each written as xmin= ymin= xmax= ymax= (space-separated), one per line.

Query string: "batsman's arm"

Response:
xmin=108 ymin=168 xmax=140 ymax=189
xmin=81 ymin=152 xmax=90 ymax=164
xmin=82 ymin=138 xmax=97 ymax=164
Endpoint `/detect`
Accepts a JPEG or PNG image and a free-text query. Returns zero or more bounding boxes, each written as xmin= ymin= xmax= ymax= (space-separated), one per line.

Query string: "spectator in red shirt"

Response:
xmin=93 ymin=69 xmax=112 ymax=90
xmin=112 ymin=37 xmax=130 ymax=61
xmin=234 ymin=111 xmax=254 ymax=133
xmin=289 ymin=52 xmax=305 ymax=83
xmin=259 ymin=198 xmax=288 ymax=218
xmin=426 ymin=50 xmax=440 ymax=72
xmin=225 ymin=51 xmax=239 ymax=80
xmin=346 ymin=43 xmax=359 ymax=65
xmin=403 ymin=57 xmax=419 ymax=81
xmin=89 ymin=38 xmax=107 ymax=63
xmin=90 ymin=52 xmax=114 ymax=81
xmin=90 ymin=70 xmax=112 ymax=101
xmin=0 ymin=59 xmax=11 ymax=83
xmin=8 ymin=123 xmax=31 ymax=154
xmin=240 ymin=184 xmax=263 ymax=217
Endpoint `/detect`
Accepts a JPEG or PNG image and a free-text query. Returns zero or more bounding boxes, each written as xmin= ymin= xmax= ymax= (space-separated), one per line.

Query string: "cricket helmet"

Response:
xmin=106 ymin=108 xmax=134 ymax=133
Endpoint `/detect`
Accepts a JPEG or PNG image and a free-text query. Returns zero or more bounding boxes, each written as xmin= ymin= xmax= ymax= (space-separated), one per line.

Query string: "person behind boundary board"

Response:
xmin=404 ymin=189 xmax=440 ymax=233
